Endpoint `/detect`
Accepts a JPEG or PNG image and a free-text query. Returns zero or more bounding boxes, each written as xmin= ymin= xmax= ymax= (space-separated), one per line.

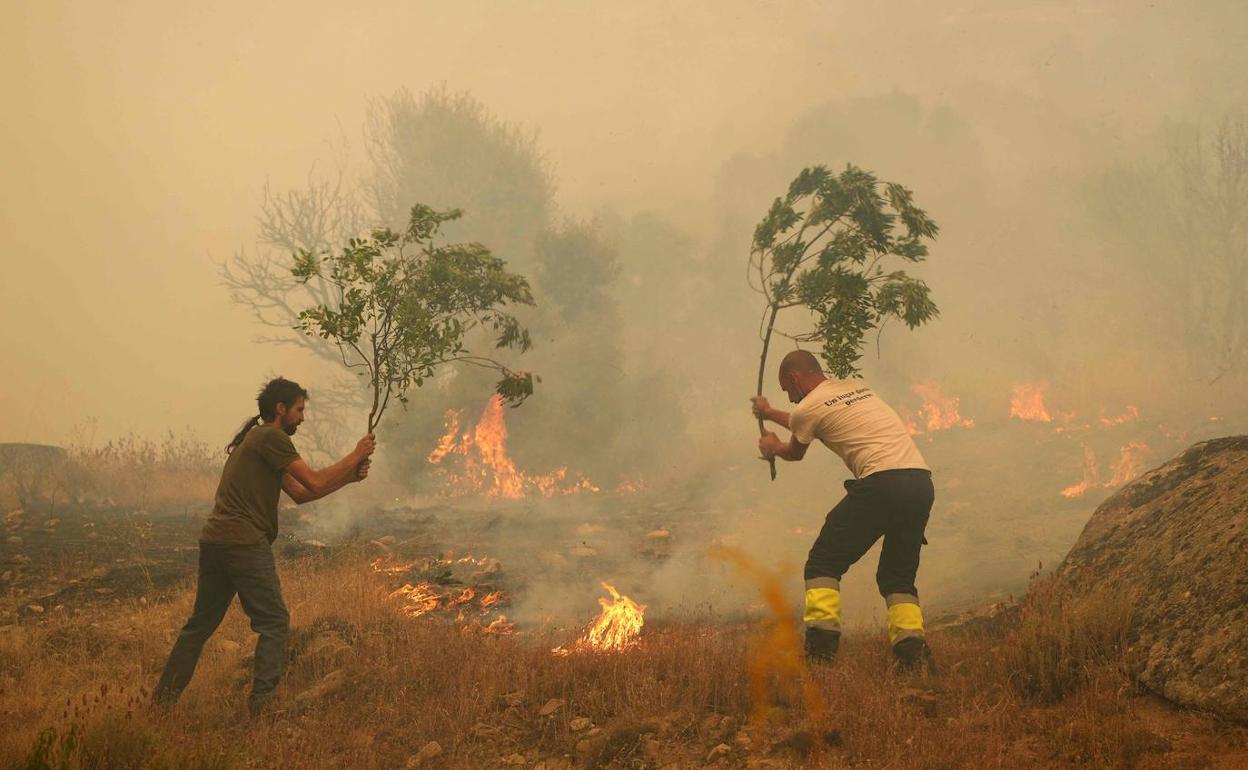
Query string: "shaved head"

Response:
xmin=779 ymin=349 xmax=823 ymax=377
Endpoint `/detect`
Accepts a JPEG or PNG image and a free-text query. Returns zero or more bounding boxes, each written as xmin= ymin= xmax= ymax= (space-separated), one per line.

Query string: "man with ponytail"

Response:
xmin=154 ymin=376 xmax=376 ymax=716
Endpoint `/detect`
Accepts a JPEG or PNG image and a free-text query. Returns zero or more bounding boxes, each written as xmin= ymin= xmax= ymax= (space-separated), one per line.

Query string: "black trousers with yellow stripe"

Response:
xmin=803 ymin=468 xmax=934 ymax=648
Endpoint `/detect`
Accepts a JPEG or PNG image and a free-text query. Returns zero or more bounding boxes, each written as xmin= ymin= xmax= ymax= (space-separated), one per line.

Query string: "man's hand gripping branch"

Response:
xmin=281 ymin=433 xmax=377 ymax=504
xmin=750 ymin=396 xmax=809 ymax=463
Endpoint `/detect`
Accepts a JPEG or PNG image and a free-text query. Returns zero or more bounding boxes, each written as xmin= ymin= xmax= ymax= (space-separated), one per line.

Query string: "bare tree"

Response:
xmin=1093 ymin=110 xmax=1248 ymax=379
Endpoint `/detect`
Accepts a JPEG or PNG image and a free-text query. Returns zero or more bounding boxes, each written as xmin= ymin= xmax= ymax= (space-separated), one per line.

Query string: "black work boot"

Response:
xmin=805 ymin=628 xmax=841 ymax=663
xmin=892 ymin=637 xmax=936 ymax=675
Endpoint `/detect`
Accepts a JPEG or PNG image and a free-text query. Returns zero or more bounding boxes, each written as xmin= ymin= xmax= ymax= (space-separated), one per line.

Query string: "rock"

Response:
xmin=293 ymin=669 xmax=348 ymax=705
xmin=584 ymin=727 xmax=603 ymax=737
xmin=471 ymin=723 xmax=503 ymax=739
xmin=214 ymin=638 xmax=243 ymax=655
xmin=302 ymin=630 xmax=354 ymax=665
xmin=404 ymin=740 xmax=443 ymax=768
xmin=642 ymin=735 xmax=661 ymax=761
xmin=569 ymin=717 xmax=592 ymax=732
xmin=25 ymin=604 xmax=43 ymax=614
xmin=1055 ymin=436 xmax=1248 ymax=721
xmin=502 ymin=706 xmax=524 ymax=728
xmin=706 ymin=743 xmax=732 ymax=762
xmin=538 ymin=698 xmax=564 ymax=716
xmin=347 ymin=730 xmax=374 ymax=749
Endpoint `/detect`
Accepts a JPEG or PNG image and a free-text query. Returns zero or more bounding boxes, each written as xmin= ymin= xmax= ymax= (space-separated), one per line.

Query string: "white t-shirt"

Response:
xmin=789 ymin=378 xmax=929 ymax=479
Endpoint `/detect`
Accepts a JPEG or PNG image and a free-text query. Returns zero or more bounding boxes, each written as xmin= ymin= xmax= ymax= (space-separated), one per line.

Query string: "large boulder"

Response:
xmin=1056 ymin=435 xmax=1248 ymax=721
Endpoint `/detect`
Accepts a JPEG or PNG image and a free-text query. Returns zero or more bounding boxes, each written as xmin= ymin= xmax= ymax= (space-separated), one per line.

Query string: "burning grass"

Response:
xmin=3 ymin=550 xmax=1245 ymax=770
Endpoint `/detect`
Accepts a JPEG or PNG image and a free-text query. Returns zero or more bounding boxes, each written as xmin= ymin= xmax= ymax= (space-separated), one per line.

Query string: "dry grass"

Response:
xmin=1 ymin=552 xmax=1244 ymax=770
xmin=0 ymin=431 xmax=218 ymax=512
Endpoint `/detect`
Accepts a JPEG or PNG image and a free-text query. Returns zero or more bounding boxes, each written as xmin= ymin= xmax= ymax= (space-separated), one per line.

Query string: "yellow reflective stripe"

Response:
xmin=804 ymin=587 xmax=841 ymax=630
xmin=887 ymin=602 xmax=924 ymax=644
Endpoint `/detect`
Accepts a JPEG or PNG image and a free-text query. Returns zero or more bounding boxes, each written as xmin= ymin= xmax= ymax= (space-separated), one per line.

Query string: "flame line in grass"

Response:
xmin=552 ymin=581 xmax=646 ymax=656
xmin=427 ymin=396 xmax=602 ymax=498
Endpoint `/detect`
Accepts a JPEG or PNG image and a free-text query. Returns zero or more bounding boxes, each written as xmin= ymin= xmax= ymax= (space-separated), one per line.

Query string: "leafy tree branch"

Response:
xmin=292 ymin=204 xmax=536 ymax=433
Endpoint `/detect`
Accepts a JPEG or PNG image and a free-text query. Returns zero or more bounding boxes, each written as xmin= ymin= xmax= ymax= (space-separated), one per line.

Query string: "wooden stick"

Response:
xmin=757 ymin=304 xmax=779 ymax=481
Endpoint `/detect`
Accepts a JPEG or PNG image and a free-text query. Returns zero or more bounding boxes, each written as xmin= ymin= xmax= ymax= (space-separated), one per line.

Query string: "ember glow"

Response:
xmin=906 ymin=382 xmax=974 ymax=435
xmin=428 ymin=395 xmax=599 ymax=498
xmin=553 ymin=581 xmax=646 ymax=655
xmin=375 ymin=556 xmax=512 ymax=632
xmin=1010 ymin=382 xmax=1053 ymax=423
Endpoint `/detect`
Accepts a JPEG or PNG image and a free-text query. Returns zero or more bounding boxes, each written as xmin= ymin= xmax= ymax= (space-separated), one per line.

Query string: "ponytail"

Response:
xmin=226 ymin=415 xmax=261 ymax=455
xmin=228 ymin=376 xmax=308 ymax=454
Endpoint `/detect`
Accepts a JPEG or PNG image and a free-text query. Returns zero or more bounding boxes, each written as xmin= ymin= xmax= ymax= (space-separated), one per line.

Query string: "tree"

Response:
xmin=223 ymin=86 xmax=555 ymax=457
xmin=364 ymin=86 xmax=555 ymax=264
xmin=1090 ymin=111 xmax=1248 ymax=379
xmin=749 ymin=164 xmax=941 ymax=477
xmin=292 ymin=204 xmax=536 ymax=434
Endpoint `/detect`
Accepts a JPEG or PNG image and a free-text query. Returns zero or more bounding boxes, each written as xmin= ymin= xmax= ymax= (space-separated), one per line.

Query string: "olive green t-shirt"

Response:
xmin=200 ymin=425 xmax=300 ymax=545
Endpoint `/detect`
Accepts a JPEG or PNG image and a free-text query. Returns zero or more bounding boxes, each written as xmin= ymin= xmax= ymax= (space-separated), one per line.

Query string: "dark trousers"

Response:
xmin=154 ymin=542 xmax=290 ymax=707
xmin=804 ymin=468 xmax=934 ymax=597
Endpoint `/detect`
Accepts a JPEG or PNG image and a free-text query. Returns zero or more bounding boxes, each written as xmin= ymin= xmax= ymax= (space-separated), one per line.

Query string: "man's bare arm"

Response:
xmin=282 ymin=459 xmax=369 ymax=504
xmin=759 ymin=431 xmax=809 ymax=463
xmin=283 ymin=435 xmax=375 ymax=499
xmin=750 ymin=397 xmax=791 ymax=430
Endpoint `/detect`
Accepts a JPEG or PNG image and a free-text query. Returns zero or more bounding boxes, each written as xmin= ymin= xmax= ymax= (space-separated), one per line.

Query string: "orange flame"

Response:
xmin=553 ymin=581 xmax=646 ymax=655
xmin=1099 ymin=406 xmax=1140 ymax=427
xmin=378 ymin=555 xmax=511 ymax=630
xmin=427 ymin=396 xmax=600 ymax=498
xmin=1061 ymin=445 xmax=1099 ymax=498
xmin=1062 ymin=441 xmax=1152 ymax=498
xmin=1010 ymin=383 xmax=1053 ymax=423
xmin=1105 ymin=441 xmax=1149 ymax=488
xmin=910 ymin=382 xmax=974 ymax=434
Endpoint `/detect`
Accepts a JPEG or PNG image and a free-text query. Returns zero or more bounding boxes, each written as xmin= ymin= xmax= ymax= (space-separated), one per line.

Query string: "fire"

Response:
xmin=1061 ymin=441 xmax=1152 ymax=497
xmin=553 ymin=581 xmax=646 ymax=655
xmin=1105 ymin=441 xmax=1149 ymax=487
xmin=427 ymin=396 xmax=599 ymax=498
xmin=908 ymin=382 xmax=974 ymax=434
xmin=375 ymin=555 xmax=512 ymax=632
xmin=1061 ymin=445 xmax=1099 ymax=498
xmin=1010 ymin=383 xmax=1053 ymax=423
xmin=1099 ymin=406 xmax=1140 ymax=427
xmin=614 ymin=478 xmax=648 ymax=494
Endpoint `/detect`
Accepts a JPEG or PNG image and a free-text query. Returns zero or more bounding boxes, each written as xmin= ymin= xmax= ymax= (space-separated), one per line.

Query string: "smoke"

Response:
xmin=5 ymin=1 xmax=1248 ymax=619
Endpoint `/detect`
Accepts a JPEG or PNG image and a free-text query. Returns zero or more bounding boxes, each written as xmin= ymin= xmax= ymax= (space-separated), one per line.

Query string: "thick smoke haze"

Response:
xmin=3 ymin=0 xmax=1246 ymax=440
xmin=5 ymin=1 xmax=1248 ymax=621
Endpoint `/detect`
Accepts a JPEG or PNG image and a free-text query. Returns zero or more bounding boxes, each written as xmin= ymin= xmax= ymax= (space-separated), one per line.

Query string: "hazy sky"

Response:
xmin=3 ymin=0 xmax=1245 ymax=444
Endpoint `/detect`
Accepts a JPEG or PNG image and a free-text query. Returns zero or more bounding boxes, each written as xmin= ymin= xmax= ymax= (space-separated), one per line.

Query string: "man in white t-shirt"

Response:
xmin=751 ymin=349 xmax=935 ymax=671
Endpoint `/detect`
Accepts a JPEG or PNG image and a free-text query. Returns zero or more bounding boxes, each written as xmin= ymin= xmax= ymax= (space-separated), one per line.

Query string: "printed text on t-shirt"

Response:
xmin=822 ymin=387 xmax=875 ymax=408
